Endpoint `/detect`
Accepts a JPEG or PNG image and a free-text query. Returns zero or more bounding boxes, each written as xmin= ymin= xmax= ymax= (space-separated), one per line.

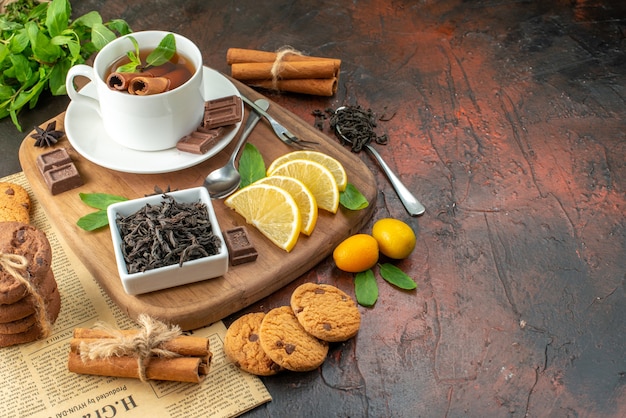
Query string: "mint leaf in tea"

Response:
xmin=105 ymin=34 xmax=194 ymax=95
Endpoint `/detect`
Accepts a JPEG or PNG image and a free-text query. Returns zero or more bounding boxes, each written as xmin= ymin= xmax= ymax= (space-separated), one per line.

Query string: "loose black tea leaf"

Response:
xmin=311 ymin=109 xmax=326 ymax=131
xmin=115 ymin=194 xmax=222 ymax=273
xmin=327 ymin=105 xmax=388 ymax=152
xmin=147 ymin=185 xmax=177 ymax=196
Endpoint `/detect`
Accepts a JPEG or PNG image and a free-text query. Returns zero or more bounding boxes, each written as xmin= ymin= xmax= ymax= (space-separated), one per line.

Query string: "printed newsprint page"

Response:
xmin=0 ymin=172 xmax=271 ymax=418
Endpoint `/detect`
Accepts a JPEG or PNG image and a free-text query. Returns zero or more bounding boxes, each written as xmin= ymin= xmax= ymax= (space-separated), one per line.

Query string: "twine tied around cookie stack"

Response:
xmin=68 ymin=314 xmax=213 ymax=383
xmin=0 ymin=252 xmax=52 ymax=338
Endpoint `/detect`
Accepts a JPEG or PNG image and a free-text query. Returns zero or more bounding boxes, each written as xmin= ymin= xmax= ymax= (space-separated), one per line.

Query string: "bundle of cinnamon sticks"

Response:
xmin=227 ymin=48 xmax=340 ymax=96
xmin=68 ymin=317 xmax=212 ymax=383
xmin=106 ymin=62 xmax=192 ymax=95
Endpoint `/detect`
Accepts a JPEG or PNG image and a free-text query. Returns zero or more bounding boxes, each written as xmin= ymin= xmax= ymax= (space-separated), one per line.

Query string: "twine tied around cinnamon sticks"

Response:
xmin=78 ymin=315 xmax=182 ymax=382
xmin=69 ymin=315 xmax=212 ymax=383
xmin=227 ymin=47 xmax=341 ymax=96
xmin=0 ymin=252 xmax=52 ymax=338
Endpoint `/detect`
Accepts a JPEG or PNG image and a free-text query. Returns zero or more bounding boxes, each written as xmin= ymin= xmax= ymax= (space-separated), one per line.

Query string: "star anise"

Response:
xmin=31 ymin=121 xmax=64 ymax=147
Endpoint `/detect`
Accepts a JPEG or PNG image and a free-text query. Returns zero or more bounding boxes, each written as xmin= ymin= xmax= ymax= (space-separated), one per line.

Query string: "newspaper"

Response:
xmin=0 ymin=172 xmax=271 ymax=418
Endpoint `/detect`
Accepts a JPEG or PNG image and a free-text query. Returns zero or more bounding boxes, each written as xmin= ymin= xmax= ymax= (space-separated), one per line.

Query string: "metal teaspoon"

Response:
xmin=203 ymin=99 xmax=269 ymax=198
xmin=334 ymin=106 xmax=426 ymax=216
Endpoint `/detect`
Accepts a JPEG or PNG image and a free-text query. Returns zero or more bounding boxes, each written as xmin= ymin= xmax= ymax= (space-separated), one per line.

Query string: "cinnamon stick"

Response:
xmin=68 ymin=351 xmax=208 ymax=383
xmin=247 ymin=77 xmax=338 ymax=96
xmin=161 ymin=67 xmax=193 ymax=90
xmin=231 ymin=60 xmax=339 ymax=81
xmin=106 ymin=72 xmax=141 ymax=91
xmin=226 ymin=47 xmax=341 ymax=96
xmin=72 ymin=328 xmax=211 ymax=358
xmin=226 ymin=48 xmax=341 ymax=67
xmin=128 ymin=77 xmax=169 ymax=95
xmin=106 ymin=63 xmax=178 ymax=91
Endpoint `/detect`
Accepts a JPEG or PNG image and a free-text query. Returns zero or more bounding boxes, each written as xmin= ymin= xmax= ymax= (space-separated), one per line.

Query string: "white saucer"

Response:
xmin=65 ymin=67 xmax=241 ymax=174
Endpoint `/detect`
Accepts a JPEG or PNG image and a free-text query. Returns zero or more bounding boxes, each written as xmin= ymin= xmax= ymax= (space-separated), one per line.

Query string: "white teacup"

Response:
xmin=66 ymin=31 xmax=204 ymax=151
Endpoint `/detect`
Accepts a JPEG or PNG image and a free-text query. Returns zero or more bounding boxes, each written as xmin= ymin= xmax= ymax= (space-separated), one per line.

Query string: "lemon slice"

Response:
xmin=267 ymin=150 xmax=348 ymax=191
xmin=255 ymin=175 xmax=318 ymax=236
xmin=224 ymin=184 xmax=301 ymax=252
xmin=268 ymin=159 xmax=340 ymax=213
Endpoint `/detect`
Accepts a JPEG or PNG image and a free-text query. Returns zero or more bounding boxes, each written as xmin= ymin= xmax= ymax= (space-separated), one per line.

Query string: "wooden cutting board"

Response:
xmin=19 ymin=81 xmax=377 ymax=330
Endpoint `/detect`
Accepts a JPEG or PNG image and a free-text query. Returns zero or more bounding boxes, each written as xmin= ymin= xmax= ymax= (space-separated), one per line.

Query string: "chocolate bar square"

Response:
xmin=36 ymin=148 xmax=72 ymax=174
xmin=43 ymin=162 xmax=84 ymax=195
xmin=223 ymin=226 xmax=258 ymax=265
xmin=203 ymin=95 xmax=243 ymax=129
xmin=176 ymin=128 xmax=224 ymax=154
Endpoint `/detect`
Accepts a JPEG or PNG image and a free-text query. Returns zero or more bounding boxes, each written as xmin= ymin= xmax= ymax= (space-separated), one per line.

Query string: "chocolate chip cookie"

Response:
xmin=259 ymin=306 xmax=328 ymax=372
xmin=0 ymin=183 xmax=31 ymax=224
xmin=290 ymin=283 xmax=361 ymax=342
xmin=224 ymin=312 xmax=283 ymax=376
xmin=0 ymin=222 xmax=53 ymax=283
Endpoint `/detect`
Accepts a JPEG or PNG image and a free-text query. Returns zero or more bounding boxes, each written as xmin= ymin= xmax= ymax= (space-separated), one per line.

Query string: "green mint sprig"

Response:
xmin=0 ymin=0 xmax=132 ymax=131
xmin=116 ymin=33 xmax=176 ymax=73
xmin=76 ymin=192 xmax=128 ymax=231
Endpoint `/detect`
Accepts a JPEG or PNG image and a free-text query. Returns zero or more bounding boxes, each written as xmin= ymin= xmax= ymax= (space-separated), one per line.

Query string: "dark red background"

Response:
xmin=1 ymin=1 xmax=624 ymax=416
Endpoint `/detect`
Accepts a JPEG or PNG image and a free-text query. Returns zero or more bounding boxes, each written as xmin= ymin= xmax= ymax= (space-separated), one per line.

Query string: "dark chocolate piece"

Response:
xmin=36 ymin=148 xmax=72 ymax=174
xmin=176 ymin=128 xmax=224 ymax=154
xmin=203 ymin=96 xmax=242 ymax=128
xmin=223 ymin=226 xmax=258 ymax=265
xmin=43 ymin=163 xmax=83 ymax=195
xmin=205 ymin=95 xmax=241 ymax=110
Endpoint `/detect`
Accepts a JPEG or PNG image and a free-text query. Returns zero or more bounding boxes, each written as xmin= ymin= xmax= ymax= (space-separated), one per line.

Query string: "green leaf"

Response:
xmin=146 ymin=33 xmax=175 ymax=67
xmin=115 ymin=36 xmax=140 ymax=72
xmin=27 ymin=2 xmax=49 ymax=21
xmin=48 ymin=57 xmax=70 ymax=95
xmin=0 ymin=18 xmax=22 ymax=32
xmin=52 ymin=30 xmax=81 ymax=60
xmin=27 ymin=78 xmax=46 ymax=108
xmin=0 ymin=85 xmax=13 ymax=100
xmin=0 ymin=0 xmax=131 ymax=130
xmin=79 ymin=192 xmax=128 ymax=210
xmin=379 ymin=263 xmax=417 ymax=290
xmin=71 ymin=11 xmax=103 ymax=29
xmin=9 ymin=108 xmax=22 ymax=131
xmin=106 ymin=19 xmax=132 ymax=36
xmin=9 ymin=54 xmax=32 ymax=83
xmin=9 ymin=29 xmax=30 ymax=54
xmin=0 ymin=43 xmax=9 ymax=64
xmin=10 ymin=91 xmax=29 ymax=112
xmin=117 ymin=49 xmax=140 ymax=72
xmin=340 ymin=183 xmax=369 ymax=210
xmin=76 ymin=210 xmax=110 ymax=231
xmin=26 ymin=21 xmax=62 ymax=63
xmin=45 ymin=0 xmax=70 ymax=38
xmin=354 ymin=269 xmax=378 ymax=307
xmin=238 ymin=143 xmax=266 ymax=188
xmin=90 ymin=22 xmax=116 ymax=50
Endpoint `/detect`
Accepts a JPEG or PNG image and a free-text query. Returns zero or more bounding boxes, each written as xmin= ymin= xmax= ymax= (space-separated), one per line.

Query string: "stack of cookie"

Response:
xmin=0 ymin=182 xmax=61 ymax=347
xmin=224 ymin=283 xmax=361 ymax=375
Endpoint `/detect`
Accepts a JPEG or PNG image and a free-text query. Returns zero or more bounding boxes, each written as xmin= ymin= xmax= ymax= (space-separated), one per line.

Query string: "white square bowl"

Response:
xmin=107 ymin=187 xmax=228 ymax=295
